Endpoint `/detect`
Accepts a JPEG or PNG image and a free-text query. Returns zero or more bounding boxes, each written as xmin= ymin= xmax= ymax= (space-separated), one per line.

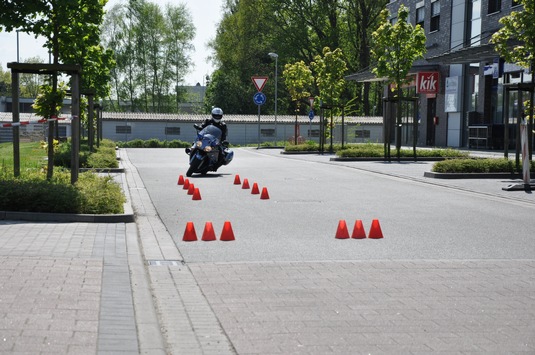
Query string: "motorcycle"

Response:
xmin=185 ymin=124 xmax=233 ymax=177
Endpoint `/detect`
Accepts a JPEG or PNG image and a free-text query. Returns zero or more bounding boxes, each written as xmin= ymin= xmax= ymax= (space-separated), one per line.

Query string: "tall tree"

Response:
xmin=100 ymin=0 xmax=194 ymax=112
xmin=0 ymin=0 xmax=112 ymax=180
xmin=491 ymin=0 xmax=534 ymax=158
xmin=208 ymin=0 xmax=387 ymax=115
xmin=491 ymin=0 xmax=535 ymax=71
xmin=19 ymin=57 xmax=47 ymax=98
xmin=282 ymin=60 xmax=313 ymax=144
xmin=311 ymin=47 xmax=348 ymax=151
xmin=371 ymin=4 xmax=426 ymax=160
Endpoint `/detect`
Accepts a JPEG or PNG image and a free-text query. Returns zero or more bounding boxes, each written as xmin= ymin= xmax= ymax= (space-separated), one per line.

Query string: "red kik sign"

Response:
xmin=416 ymin=72 xmax=440 ymax=94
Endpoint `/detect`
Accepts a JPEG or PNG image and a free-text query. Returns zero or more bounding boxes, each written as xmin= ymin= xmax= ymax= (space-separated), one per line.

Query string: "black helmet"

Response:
xmin=211 ymin=107 xmax=223 ymax=122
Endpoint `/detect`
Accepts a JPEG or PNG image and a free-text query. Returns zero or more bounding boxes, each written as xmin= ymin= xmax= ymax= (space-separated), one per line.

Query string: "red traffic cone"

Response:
xmin=351 ymin=220 xmax=367 ymax=239
xmin=192 ymin=188 xmax=202 ymax=200
xmin=178 ymin=175 xmax=185 ymax=185
xmin=335 ymin=220 xmax=350 ymax=239
xmin=242 ymin=179 xmax=250 ymax=189
xmin=233 ymin=174 xmax=241 ymax=185
xmin=201 ymin=222 xmax=217 ymax=241
xmin=251 ymin=182 xmax=260 ymax=194
xmin=182 ymin=222 xmax=198 ymax=241
xmin=183 ymin=179 xmax=190 ymax=190
xmin=220 ymin=221 xmax=235 ymax=241
xmin=260 ymin=187 xmax=270 ymax=200
xmin=187 ymin=183 xmax=195 ymax=195
xmin=368 ymin=219 xmax=384 ymax=239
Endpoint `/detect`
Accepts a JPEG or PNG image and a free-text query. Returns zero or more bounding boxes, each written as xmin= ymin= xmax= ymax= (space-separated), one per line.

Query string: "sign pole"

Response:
xmin=251 ymin=77 xmax=268 ymax=149
xmin=257 ymin=104 xmax=261 ymax=149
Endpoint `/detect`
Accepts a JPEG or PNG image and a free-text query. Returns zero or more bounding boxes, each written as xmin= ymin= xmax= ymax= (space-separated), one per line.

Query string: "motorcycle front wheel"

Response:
xmin=186 ymin=156 xmax=203 ymax=177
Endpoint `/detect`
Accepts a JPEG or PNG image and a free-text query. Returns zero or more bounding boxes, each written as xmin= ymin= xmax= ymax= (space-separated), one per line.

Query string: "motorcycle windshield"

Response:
xmin=199 ymin=125 xmax=222 ymax=140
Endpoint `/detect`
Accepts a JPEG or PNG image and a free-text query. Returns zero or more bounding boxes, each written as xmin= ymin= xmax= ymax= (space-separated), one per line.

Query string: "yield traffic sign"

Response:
xmin=251 ymin=76 xmax=268 ymax=92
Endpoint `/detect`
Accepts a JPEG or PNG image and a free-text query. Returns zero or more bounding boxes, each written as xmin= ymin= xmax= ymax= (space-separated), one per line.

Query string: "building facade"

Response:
xmin=0 ymin=112 xmax=383 ymax=146
xmin=348 ymin=0 xmax=530 ymax=150
xmin=100 ymin=113 xmax=383 ymax=146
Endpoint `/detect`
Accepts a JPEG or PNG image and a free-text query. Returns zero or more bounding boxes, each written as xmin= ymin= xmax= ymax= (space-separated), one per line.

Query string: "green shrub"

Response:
xmin=337 ymin=143 xmax=384 ymax=157
xmin=127 ymin=139 xmax=145 ymax=148
xmin=75 ymin=172 xmax=125 ymax=214
xmin=336 ymin=144 xmax=469 ymax=158
xmin=169 ymin=139 xmax=190 ymax=148
xmin=86 ymin=146 xmax=118 ymax=168
xmin=0 ymin=170 xmax=80 ymax=213
xmin=54 ymin=139 xmax=116 ymax=169
xmin=144 ymin=138 xmax=161 ymax=148
xmin=284 ymin=141 xmax=320 ymax=152
xmin=432 ymin=158 xmax=535 ymax=173
xmin=0 ymin=169 xmax=124 ymax=214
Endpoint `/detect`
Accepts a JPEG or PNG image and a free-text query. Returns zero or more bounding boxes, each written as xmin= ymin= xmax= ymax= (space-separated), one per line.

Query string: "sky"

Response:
xmin=0 ymin=0 xmax=224 ymax=86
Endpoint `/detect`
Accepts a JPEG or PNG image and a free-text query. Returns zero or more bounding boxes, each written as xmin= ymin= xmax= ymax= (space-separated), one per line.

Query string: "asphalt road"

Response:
xmin=126 ymin=147 xmax=535 ymax=263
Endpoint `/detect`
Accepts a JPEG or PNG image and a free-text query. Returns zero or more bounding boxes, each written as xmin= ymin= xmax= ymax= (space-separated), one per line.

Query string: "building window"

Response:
xmin=261 ymin=128 xmax=275 ymax=137
xmin=355 ymin=130 xmax=371 ymax=139
xmin=165 ymin=127 xmax=181 ymax=135
xmin=416 ymin=6 xmax=425 ymax=29
xmin=57 ymin=125 xmax=67 ymax=137
xmin=308 ymin=129 xmax=320 ymax=137
xmin=488 ymin=0 xmax=501 ymax=13
xmin=430 ymin=1 xmax=440 ymax=32
xmin=116 ymin=125 xmax=131 ymax=134
xmin=468 ymin=0 xmax=482 ymax=46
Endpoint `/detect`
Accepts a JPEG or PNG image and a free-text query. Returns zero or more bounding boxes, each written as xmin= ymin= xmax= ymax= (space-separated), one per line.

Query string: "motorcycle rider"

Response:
xmin=196 ymin=107 xmax=228 ymax=167
xmin=199 ymin=107 xmax=228 ymax=141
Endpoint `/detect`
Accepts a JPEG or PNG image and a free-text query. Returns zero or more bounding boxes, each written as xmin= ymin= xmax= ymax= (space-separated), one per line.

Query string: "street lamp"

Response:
xmin=268 ymin=52 xmax=278 ymax=141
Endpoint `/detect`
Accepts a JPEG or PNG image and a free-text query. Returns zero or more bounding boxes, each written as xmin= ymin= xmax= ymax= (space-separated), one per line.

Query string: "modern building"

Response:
xmin=347 ymin=0 xmax=531 ymax=150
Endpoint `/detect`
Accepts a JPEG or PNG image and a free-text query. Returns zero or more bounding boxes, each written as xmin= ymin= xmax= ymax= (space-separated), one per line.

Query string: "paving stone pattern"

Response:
xmin=0 ymin=222 xmax=138 ymax=354
xmin=190 ymin=260 xmax=535 ymax=354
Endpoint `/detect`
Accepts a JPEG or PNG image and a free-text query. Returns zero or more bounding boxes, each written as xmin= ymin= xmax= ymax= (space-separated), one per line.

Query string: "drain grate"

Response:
xmin=147 ymin=260 xmax=183 ymax=266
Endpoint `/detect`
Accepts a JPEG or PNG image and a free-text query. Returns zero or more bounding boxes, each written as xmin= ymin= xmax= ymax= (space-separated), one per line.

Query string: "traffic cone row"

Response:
xmin=234 ymin=174 xmax=270 ymax=200
xmin=335 ymin=219 xmax=384 ymax=239
xmin=177 ymin=175 xmax=202 ymax=200
xmin=182 ymin=221 xmax=235 ymax=241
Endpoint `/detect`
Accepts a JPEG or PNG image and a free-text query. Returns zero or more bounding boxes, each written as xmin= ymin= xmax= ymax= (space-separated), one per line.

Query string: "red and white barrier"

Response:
xmin=1 ymin=116 xmax=68 ymax=128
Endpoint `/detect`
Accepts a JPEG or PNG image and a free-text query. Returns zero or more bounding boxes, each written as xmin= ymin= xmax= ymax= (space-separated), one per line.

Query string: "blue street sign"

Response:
xmin=253 ymin=92 xmax=266 ymax=105
xmin=308 ymin=110 xmax=315 ymax=120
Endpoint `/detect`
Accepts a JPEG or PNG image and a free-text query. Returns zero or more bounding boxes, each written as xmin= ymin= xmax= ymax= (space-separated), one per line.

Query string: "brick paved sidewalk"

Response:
xmin=191 ymin=260 xmax=535 ymax=354
xmin=0 ymin=222 xmax=138 ymax=354
xmin=1 ymin=148 xmax=534 ymax=355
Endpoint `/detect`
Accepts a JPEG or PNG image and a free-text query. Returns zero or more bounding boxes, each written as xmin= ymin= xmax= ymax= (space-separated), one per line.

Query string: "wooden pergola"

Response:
xmin=7 ymin=62 xmax=81 ymax=183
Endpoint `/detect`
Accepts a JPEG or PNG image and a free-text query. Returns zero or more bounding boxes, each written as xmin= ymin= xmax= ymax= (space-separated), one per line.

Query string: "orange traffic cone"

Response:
xmin=351 ymin=220 xmax=367 ymax=239
xmin=187 ymin=183 xmax=195 ymax=195
xmin=251 ymin=182 xmax=260 ymax=194
xmin=182 ymin=221 xmax=198 ymax=241
xmin=201 ymin=222 xmax=217 ymax=241
xmin=219 ymin=221 xmax=235 ymax=242
xmin=335 ymin=220 xmax=350 ymax=239
xmin=260 ymin=187 xmax=270 ymax=200
xmin=368 ymin=219 xmax=384 ymax=239
xmin=178 ymin=175 xmax=185 ymax=185
xmin=192 ymin=188 xmax=202 ymax=200
xmin=220 ymin=221 xmax=235 ymax=241
xmin=183 ymin=179 xmax=190 ymax=190
xmin=234 ymin=175 xmax=241 ymax=185
xmin=242 ymin=179 xmax=250 ymax=189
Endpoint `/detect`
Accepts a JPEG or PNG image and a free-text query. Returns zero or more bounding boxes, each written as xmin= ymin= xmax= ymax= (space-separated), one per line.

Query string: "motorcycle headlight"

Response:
xmin=196 ymin=141 xmax=202 ymax=148
xmin=204 ymin=146 xmax=212 ymax=152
